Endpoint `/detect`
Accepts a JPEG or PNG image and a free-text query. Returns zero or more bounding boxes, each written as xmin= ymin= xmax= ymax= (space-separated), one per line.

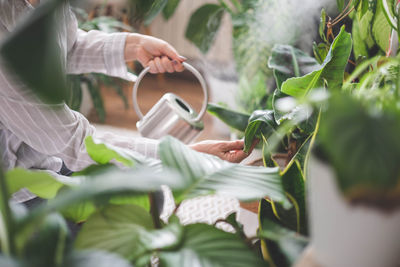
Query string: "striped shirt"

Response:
xmin=0 ymin=0 xmax=159 ymax=201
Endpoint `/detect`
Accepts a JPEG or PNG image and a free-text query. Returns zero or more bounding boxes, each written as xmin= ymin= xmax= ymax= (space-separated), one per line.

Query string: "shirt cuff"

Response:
xmin=103 ymin=32 xmax=137 ymax=82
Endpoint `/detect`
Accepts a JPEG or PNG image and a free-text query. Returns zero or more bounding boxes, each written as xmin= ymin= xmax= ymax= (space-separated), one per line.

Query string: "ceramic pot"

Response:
xmin=307 ymin=155 xmax=400 ymax=267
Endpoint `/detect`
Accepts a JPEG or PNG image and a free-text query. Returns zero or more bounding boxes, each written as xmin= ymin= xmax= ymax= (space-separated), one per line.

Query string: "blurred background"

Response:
xmin=72 ymin=0 xmax=338 ymax=141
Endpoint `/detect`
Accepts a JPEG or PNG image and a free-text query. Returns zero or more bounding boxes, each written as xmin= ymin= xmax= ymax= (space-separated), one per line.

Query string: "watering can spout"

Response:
xmin=132 ymin=62 xmax=209 ymax=144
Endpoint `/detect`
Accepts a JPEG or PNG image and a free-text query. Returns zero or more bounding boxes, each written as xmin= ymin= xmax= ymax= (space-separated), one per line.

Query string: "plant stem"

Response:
xmin=217 ymin=0 xmax=234 ymax=14
xmin=229 ymin=0 xmax=243 ymax=13
xmin=148 ymin=192 xmax=162 ymax=229
xmin=0 ymin=162 xmax=15 ymax=256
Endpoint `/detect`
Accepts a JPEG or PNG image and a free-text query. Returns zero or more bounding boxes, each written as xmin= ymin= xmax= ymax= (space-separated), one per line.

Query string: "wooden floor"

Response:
xmin=88 ymin=72 xmax=230 ymax=141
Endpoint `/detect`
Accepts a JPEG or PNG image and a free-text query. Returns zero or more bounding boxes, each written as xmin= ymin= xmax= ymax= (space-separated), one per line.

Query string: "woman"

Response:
xmin=0 ymin=0 xmax=254 ymax=202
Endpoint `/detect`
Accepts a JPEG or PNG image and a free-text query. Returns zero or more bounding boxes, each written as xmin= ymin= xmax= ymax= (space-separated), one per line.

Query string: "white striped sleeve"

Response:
xmin=67 ymin=29 xmax=136 ymax=82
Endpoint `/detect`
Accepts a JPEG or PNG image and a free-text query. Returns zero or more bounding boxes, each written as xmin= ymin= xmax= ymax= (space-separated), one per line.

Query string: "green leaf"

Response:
xmin=128 ymin=0 xmax=169 ymax=26
xmin=318 ymin=93 xmax=400 ymax=206
xmin=84 ymin=136 xmax=135 ymax=167
xmin=185 ymin=4 xmax=225 ymax=53
xmin=352 ymin=15 xmax=370 ymax=58
xmin=244 ymin=110 xmax=277 ymax=153
xmin=281 ymin=26 xmax=352 ymax=98
xmin=268 ymin=45 xmax=320 ymax=84
xmin=6 ymin=169 xmax=79 ymax=199
xmin=22 ymin=213 xmax=69 ymax=267
xmin=319 ymin=9 xmax=327 ymax=42
xmin=372 ymin=0 xmax=392 ymax=52
xmin=207 ymin=103 xmax=250 ymax=132
xmin=64 ymin=251 xmax=133 ymax=267
xmin=157 ymin=223 xmax=264 ymax=267
xmin=20 ymin=166 xmax=187 ymax=226
xmin=0 ymin=0 xmax=68 ymax=104
xmin=159 ymin=137 xmax=290 ymax=207
xmin=162 ymin=0 xmax=181 ymax=20
xmin=259 ymin=216 xmax=308 ymax=267
xmin=143 ymin=0 xmax=169 ymax=25
xmin=75 ymin=205 xmax=154 ymax=260
xmin=281 ymin=161 xmax=307 ymax=235
xmin=67 ymin=75 xmax=83 ymax=111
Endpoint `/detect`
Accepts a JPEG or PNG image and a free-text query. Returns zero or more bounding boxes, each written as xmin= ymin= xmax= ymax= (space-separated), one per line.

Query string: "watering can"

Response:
xmin=132 ymin=62 xmax=209 ymax=144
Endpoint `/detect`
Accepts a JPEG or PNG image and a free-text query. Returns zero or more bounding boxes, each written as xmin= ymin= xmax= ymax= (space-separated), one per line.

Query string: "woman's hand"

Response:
xmin=189 ymin=140 xmax=258 ymax=163
xmin=124 ymin=33 xmax=185 ymax=74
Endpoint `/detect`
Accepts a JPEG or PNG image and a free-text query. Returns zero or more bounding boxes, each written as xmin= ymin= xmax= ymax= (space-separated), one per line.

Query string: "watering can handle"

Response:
xmin=132 ymin=62 xmax=209 ymax=123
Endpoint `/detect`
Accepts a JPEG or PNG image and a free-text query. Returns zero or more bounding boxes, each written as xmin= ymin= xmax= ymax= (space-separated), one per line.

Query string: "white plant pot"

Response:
xmin=307 ymin=156 xmax=400 ymax=267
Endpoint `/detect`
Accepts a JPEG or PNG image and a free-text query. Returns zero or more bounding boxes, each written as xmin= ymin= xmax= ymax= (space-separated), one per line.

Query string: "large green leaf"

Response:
xmin=185 ymin=4 xmax=225 ymax=54
xmin=258 ymin=216 xmax=308 ymax=267
xmin=0 ymin=0 xmax=68 ymax=104
xmin=268 ymin=45 xmax=320 ymax=86
xmin=84 ymin=136 xmax=136 ymax=167
xmin=281 ymin=161 xmax=307 ymax=235
xmin=20 ymin=166 xmax=187 ymax=226
xmin=159 ymin=137 xmax=290 ymax=208
xmin=6 ymin=169 xmax=79 ymax=199
xmin=207 ymin=103 xmax=250 ymax=132
xmin=156 ymin=223 xmax=264 ymax=267
xmin=22 ymin=213 xmax=69 ymax=267
xmin=281 ymin=26 xmax=352 ymax=98
xmin=318 ymin=93 xmax=400 ymax=206
xmin=372 ymin=0 xmax=392 ymax=52
xmin=243 ymin=110 xmax=277 ymax=153
xmin=162 ymin=0 xmax=181 ymax=20
xmin=75 ymin=205 xmax=154 ymax=260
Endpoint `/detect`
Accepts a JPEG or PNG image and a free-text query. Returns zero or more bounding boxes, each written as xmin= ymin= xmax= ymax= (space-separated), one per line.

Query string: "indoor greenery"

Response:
xmin=2 ymin=0 xmax=400 ymax=266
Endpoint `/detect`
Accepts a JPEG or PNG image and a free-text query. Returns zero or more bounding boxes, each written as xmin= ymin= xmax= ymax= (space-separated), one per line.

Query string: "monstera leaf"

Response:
xmin=243 ymin=110 xmax=277 ymax=153
xmin=281 ymin=26 xmax=352 ymax=98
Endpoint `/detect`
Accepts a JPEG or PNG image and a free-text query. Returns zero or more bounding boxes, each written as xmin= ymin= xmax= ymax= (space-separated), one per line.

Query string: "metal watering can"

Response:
xmin=132 ymin=62 xmax=209 ymax=144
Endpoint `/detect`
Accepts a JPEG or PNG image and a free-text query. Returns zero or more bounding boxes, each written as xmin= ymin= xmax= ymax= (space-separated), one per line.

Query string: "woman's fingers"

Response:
xmin=161 ymin=56 xmax=175 ymax=73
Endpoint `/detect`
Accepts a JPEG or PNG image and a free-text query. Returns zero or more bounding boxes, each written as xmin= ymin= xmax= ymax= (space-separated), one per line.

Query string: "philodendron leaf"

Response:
xmin=259 ymin=216 xmax=308 ymax=267
xmin=75 ymin=204 xmax=154 ymax=260
xmin=64 ymin=251 xmax=133 ymax=267
xmin=0 ymin=0 xmax=68 ymax=104
xmin=318 ymin=93 xmax=400 ymax=207
xmin=281 ymin=26 xmax=352 ymax=98
xmin=159 ymin=136 xmax=290 ymax=208
xmin=6 ymin=169 xmax=81 ymax=199
xmin=156 ymin=223 xmax=264 ymax=267
xmin=162 ymin=0 xmax=181 ymax=20
xmin=185 ymin=4 xmax=225 ymax=54
xmin=243 ymin=110 xmax=277 ymax=153
xmin=207 ymin=103 xmax=250 ymax=132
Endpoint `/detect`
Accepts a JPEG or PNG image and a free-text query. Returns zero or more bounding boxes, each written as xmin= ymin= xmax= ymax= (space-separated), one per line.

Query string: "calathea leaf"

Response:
xmin=74 ymin=204 xmax=154 ymax=260
xmin=207 ymin=103 xmax=250 ymax=132
xmin=185 ymin=4 xmax=225 ymax=53
xmin=159 ymin=136 xmax=290 ymax=208
xmin=281 ymin=26 xmax=352 ymax=98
